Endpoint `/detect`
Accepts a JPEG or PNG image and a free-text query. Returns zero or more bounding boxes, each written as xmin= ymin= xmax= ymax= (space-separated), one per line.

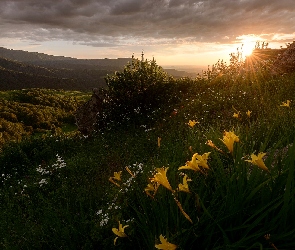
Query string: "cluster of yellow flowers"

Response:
xmin=145 ymin=166 xmax=193 ymax=224
xmin=280 ymin=100 xmax=291 ymax=107
xmin=109 ymin=166 xmax=179 ymax=248
xmin=232 ymin=100 xmax=291 ymax=121
xmin=110 ymin=99 xmax=293 ymax=248
xmin=179 ymin=152 xmax=210 ymax=172
xmin=112 ymin=220 xmax=177 ymax=248
xmin=233 ymin=110 xmax=252 ymax=119
xmin=231 ymin=105 xmax=252 ymax=120
xmin=109 ymin=116 xmax=276 ymax=248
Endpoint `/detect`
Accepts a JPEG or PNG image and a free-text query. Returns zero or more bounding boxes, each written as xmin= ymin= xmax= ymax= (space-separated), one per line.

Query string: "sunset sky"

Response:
xmin=0 ymin=0 xmax=294 ymax=67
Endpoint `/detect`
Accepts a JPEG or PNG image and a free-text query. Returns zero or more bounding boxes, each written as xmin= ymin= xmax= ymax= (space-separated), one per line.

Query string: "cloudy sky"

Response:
xmin=0 ymin=0 xmax=294 ymax=67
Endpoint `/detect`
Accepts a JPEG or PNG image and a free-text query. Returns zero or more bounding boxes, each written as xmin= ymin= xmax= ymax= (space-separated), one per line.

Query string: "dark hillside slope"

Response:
xmin=0 ymin=65 xmax=82 ymax=90
xmin=0 ymin=47 xmax=131 ymax=70
xmin=0 ymin=47 xmax=134 ymax=91
xmin=0 ymin=57 xmax=112 ymax=90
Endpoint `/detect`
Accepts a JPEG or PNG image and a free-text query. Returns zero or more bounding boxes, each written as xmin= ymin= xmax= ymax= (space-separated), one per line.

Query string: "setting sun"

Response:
xmin=237 ymin=35 xmax=261 ymax=58
xmin=242 ymin=42 xmax=255 ymax=57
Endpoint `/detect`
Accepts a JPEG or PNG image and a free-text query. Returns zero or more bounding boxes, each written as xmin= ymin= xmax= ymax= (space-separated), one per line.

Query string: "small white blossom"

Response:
xmin=39 ymin=179 xmax=48 ymax=187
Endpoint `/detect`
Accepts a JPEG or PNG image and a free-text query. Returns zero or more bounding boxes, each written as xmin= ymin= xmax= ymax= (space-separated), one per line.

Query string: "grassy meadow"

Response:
xmin=1 ymin=53 xmax=295 ymax=249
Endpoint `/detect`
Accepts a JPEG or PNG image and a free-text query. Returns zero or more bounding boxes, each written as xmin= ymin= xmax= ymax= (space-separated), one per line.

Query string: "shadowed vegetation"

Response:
xmin=1 ymin=48 xmax=295 ymax=249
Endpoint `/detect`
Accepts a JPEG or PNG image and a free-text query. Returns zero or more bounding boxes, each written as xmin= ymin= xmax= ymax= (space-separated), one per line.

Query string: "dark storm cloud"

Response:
xmin=0 ymin=0 xmax=294 ymax=46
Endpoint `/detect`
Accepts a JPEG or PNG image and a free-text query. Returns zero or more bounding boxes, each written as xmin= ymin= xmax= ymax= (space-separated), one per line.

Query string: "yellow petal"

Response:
xmin=112 ymin=228 xmax=126 ymax=238
xmin=280 ymin=100 xmax=291 ymax=107
xmin=152 ymin=167 xmax=173 ymax=192
xmin=112 ymin=221 xmax=128 ymax=238
xmin=178 ymin=162 xmax=200 ymax=172
xmin=178 ymin=153 xmax=204 ymax=172
xmin=220 ymin=136 xmax=234 ymax=153
xmin=245 ymin=152 xmax=269 ymax=172
xmin=195 ymin=152 xmax=211 ymax=169
xmin=187 ymin=120 xmax=199 ymax=127
xmin=155 ymin=234 xmax=177 ymax=250
xmin=178 ymin=174 xmax=191 ymax=193
xmin=246 ymin=110 xmax=252 ymax=117
xmin=113 ymin=171 xmax=122 ymax=181
xmin=178 ymin=183 xmax=189 ymax=193
xmin=145 ymin=182 xmax=159 ymax=198
xmin=220 ymin=131 xmax=239 ymax=153
xmin=225 ymin=131 xmax=240 ymax=142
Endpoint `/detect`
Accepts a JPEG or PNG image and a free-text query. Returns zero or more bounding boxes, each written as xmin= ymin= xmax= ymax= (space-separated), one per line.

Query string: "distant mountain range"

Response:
xmin=0 ymin=47 xmax=133 ymax=91
xmin=0 ymin=47 xmax=200 ymax=91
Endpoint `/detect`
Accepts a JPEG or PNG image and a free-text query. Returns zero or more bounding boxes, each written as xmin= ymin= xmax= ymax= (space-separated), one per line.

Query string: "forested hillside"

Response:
xmin=0 ymin=88 xmax=88 ymax=148
xmin=0 ymin=57 xmax=114 ymax=90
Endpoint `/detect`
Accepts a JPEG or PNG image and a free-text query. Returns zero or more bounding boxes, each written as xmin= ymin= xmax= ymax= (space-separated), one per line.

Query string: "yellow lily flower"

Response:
xmin=155 ymin=234 xmax=177 ymax=250
xmin=232 ymin=106 xmax=241 ymax=119
xmin=233 ymin=112 xmax=240 ymax=119
xmin=225 ymin=131 xmax=240 ymax=141
xmin=109 ymin=171 xmax=122 ymax=187
xmin=178 ymin=174 xmax=191 ymax=193
xmin=246 ymin=110 xmax=252 ymax=118
xmin=112 ymin=221 xmax=128 ymax=245
xmin=113 ymin=171 xmax=122 ymax=181
xmin=220 ymin=130 xmax=239 ymax=153
xmin=151 ymin=167 xmax=174 ymax=192
xmin=280 ymin=100 xmax=291 ymax=107
xmin=144 ymin=182 xmax=160 ymax=198
xmin=187 ymin=120 xmax=199 ymax=127
xmin=245 ymin=152 xmax=269 ymax=172
xmin=178 ymin=153 xmax=200 ymax=172
xmin=195 ymin=152 xmax=211 ymax=169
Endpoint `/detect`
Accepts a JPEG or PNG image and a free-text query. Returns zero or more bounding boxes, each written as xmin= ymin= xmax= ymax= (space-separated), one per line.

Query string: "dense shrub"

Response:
xmin=99 ymin=58 xmax=181 ymax=128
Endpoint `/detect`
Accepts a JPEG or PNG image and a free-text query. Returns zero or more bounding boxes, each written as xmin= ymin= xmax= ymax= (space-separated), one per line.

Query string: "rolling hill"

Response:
xmin=0 ymin=47 xmax=201 ymax=91
xmin=0 ymin=47 xmax=132 ymax=91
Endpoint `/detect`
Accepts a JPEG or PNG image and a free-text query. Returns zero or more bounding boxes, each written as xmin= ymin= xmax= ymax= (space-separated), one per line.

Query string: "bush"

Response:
xmin=99 ymin=58 xmax=180 ymax=128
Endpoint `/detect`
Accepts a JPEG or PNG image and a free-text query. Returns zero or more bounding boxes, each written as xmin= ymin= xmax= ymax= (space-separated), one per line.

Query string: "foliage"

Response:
xmin=0 ymin=88 xmax=87 ymax=148
xmin=100 ymin=58 xmax=181 ymax=128
xmin=1 ymin=50 xmax=295 ymax=249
